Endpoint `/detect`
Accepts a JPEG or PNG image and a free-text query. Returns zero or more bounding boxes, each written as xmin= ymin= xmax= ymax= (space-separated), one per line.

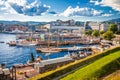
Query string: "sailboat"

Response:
xmin=16 ymin=32 xmax=37 ymax=47
xmin=37 ymin=29 xmax=61 ymax=53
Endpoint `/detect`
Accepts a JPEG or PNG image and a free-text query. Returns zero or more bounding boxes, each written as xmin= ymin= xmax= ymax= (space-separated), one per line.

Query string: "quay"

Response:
xmin=36 ymin=47 xmax=92 ymax=53
xmin=36 ymin=47 xmax=68 ymax=53
xmin=37 ymin=39 xmax=99 ymax=46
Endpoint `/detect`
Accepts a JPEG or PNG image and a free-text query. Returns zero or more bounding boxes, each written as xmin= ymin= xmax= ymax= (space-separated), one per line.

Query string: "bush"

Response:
xmin=102 ymin=31 xmax=115 ymax=40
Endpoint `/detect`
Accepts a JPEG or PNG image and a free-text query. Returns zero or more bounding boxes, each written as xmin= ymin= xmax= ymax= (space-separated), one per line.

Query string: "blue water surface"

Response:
xmin=0 ymin=33 xmax=87 ymax=68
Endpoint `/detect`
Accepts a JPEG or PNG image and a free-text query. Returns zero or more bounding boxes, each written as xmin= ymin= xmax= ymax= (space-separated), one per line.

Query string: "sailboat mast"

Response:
xmin=56 ymin=29 xmax=59 ymax=47
xmin=47 ymin=29 xmax=50 ymax=48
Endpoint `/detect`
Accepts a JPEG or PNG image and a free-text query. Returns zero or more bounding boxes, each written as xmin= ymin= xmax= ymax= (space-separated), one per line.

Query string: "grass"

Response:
xmin=103 ymin=70 xmax=120 ymax=80
xmin=61 ymin=50 xmax=120 ymax=80
xmin=30 ymin=46 xmax=120 ymax=80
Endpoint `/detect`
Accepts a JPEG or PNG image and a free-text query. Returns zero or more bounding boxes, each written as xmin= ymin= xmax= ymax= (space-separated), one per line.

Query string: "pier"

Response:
xmin=36 ymin=47 xmax=92 ymax=53
xmin=36 ymin=39 xmax=99 ymax=46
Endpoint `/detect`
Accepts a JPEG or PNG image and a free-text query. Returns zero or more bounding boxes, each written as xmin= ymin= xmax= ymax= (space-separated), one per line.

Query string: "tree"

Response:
xmin=99 ymin=30 xmax=105 ymax=38
xmin=92 ymin=30 xmax=100 ymax=37
xmin=102 ymin=31 xmax=115 ymax=40
xmin=85 ymin=30 xmax=92 ymax=36
xmin=30 ymin=53 xmax=35 ymax=62
xmin=109 ymin=24 xmax=118 ymax=33
xmin=100 ymin=30 xmax=104 ymax=35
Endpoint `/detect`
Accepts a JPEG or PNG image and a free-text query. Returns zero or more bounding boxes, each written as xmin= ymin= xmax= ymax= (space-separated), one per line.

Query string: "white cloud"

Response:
xmin=102 ymin=14 xmax=113 ymax=17
xmin=100 ymin=0 xmax=120 ymax=11
xmin=0 ymin=0 xmax=50 ymax=16
xmin=0 ymin=0 xmax=4 ymax=5
xmin=90 ymin=0 xmax=100 ymax=5
xmin=90 ymin=0 xmax=120 ymax=11
xmin=57 ymin=6 xmax=103 ymax=17
xmin=7 ymin=0 xmax=27 ymax=6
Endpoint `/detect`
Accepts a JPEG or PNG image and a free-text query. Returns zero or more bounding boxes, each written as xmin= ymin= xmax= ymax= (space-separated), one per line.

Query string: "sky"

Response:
xmin=0 ymin=0 xmax=120 ymax=22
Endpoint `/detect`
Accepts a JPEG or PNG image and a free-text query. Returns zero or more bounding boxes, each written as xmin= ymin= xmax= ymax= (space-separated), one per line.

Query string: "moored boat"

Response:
xmin=0 ymin=41 xmax=5 ymax=43
xmin=8 ymin=41 xmax=16 ymax=46
xmin=16 ymin=43 xmax=37 ymax=47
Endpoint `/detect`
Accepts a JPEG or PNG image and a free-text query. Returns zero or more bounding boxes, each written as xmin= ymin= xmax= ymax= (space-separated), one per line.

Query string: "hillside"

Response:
xmin=61 ymin=47 xmax=120 ymax=80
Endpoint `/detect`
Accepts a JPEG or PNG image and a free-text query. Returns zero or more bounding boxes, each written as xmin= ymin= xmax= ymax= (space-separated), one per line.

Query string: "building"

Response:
xmin=51 ymin=26 xmax=85 ymax=34
xmin=50 ymin=20 xmax=85 ymax=34
xmin=34 ymin=56 xmax=73 ymax=73
xmin=88 ymin=22 xmax=100 ymax=30
xmin=0 ymin=64 xmax=10 ymax=80
xmin=88 ymin=22 xmax=110 ymax=32
xmin=117 ymin=23 xmax=120 ymax=32
xmin=100 ymin=23 xmax=110 ymax=31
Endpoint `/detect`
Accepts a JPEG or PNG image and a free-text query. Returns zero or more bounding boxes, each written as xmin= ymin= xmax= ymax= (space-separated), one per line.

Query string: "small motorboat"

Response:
xmin=8 ymin=41 xmax=16 ymax=46
xmin=0 ymin=41 xmax=5 ymax=43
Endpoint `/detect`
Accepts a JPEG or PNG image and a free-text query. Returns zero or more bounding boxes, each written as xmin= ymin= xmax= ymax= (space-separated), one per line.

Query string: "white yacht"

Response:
xmin=16 ymin=39 xmax=37 ymax=47
xmin=9 ymin=28 xmax=24 ymax=34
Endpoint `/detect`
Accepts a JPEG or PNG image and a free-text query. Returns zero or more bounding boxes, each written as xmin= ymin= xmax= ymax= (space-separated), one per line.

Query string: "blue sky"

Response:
xmin=0 ymin=0 xmax=120 ymax=22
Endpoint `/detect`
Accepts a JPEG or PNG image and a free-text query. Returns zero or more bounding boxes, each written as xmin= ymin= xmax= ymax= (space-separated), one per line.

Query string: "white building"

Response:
xmin=51 ymin=26 xmax=85 ymax=34
xmin=88 ymin=22 xmax=110 ymax=32
xmin=88 ymin=22 xmax=100 ymax=30
xmin=100 ymin=23 xmax=110 ymax=31
xmin=50 ymin=20 xmax=85 ymax=34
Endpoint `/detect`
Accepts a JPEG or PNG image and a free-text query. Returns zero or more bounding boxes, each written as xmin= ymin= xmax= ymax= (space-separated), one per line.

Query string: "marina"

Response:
xmin=0 ymin=0 xmax=119 ymax=79
xmin=0 ymin=33 xmax=96 ymax=80
xmin=0 ymin=33 xmax=93 ymax=68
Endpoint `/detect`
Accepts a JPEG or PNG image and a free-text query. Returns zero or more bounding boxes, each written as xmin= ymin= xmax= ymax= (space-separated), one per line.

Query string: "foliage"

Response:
xmin=109 ymin=24 xmax=118 ymax=33
xmin=92 ymin=30 xmax=100 ymax=37
xmin=102 ymin=31 xmax=115 ymax=40
xmin=30 ymin=46 xmax=120 ymax=80
xmin=100 ymin=30 xmax=105 ymax=35
xmin=85 ymin=30 xmax=92 ymax=36
xmin=62 ymin=49 xmax=120 ymax=80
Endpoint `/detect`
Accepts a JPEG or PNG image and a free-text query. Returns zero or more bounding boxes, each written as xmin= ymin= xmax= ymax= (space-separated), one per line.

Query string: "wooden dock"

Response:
xmin=36 ymin=47 xmax=92 ymax=53
xmin=36 ymin=40 xmax=99 ymax=47
xmin=36 ymin=47 xmax=68 ymax=53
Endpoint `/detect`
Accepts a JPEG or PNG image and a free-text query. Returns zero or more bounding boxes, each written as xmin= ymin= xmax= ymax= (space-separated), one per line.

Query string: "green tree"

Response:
xmin=92 ymin=30 xmax=100 ymax=37
xmin=100 ymin=30 xmax=104 ymax=35
xmin=102 ymin=31 xmax=115 ymax=40
xmin=100 ymin=30 xmax=105 ymax=37
xmin=109 ymin=24 xmax=118 ymax=33
xmin=85 ymin=30 xmax=92 ymax=36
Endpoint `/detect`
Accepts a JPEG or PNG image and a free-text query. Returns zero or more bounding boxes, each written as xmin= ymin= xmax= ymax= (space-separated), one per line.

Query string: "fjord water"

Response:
xmin=0 ymin=33 xmax=36 ymax=68
xmin=0 ymin=33 xmax=88 ymax=68
xmin=0 ymin=33 xmax=73 ymax=68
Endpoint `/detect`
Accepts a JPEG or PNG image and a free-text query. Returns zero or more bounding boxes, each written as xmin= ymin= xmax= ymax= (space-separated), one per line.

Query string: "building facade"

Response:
xmin=88 ymin=22 xmax=110 ymax=32
xmin=100 ymin=23 xmax=110 ymax=31
xmin=50 ymin=20 xmax=85 ymax=34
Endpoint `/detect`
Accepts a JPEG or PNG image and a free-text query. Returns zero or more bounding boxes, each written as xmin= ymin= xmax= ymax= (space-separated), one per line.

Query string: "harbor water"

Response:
xmin=0 ymin=33 xmax=88 ymax=68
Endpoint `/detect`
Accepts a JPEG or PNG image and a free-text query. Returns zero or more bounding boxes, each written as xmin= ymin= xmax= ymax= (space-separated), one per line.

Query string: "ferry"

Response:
xmin=9 ymin=28 xmax=24 ymax=34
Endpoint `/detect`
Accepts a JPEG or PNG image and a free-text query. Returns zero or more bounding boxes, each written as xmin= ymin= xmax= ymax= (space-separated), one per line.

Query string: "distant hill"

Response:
xmin=106 ymin=18 xmax=120 ymax=23
xmin=0 ymin=20 xmax=47 ymax=25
